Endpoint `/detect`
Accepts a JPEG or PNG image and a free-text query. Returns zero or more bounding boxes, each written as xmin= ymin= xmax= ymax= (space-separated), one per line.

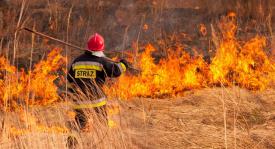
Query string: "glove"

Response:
xmin=119 ymin=59 xmax=130 ymax=68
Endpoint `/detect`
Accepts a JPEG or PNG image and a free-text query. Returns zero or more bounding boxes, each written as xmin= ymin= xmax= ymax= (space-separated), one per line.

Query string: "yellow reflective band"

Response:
xmin=73 ymin=100 xmax=107 ymax=109
xmin=75 ymin=69 xmax=96 ymax=78
xmin=73 ymin=65 xmax=102 ymax=71
xmin=119 ymin=62 xmax=127 ymax=72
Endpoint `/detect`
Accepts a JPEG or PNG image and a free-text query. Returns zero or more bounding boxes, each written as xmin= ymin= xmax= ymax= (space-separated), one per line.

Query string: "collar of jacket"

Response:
xmin=85 ymin=51 xmax=106 ymax=57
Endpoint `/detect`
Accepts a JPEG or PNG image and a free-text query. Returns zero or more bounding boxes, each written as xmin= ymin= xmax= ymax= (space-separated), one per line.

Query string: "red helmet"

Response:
xmin=87 ymin=33 xmax=105 ymax=51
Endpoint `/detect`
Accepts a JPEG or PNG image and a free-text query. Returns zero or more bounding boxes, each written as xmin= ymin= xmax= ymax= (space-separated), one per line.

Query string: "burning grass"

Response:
xmin=0 ymin=48 xmax=65 ymax=111
xmin=0 ymin=13 xmax=273 ymax=108
xmin=0 ymin=10 xmax=274 ymax=148
xmin=105 ymin=14 xmax=275 ymax=99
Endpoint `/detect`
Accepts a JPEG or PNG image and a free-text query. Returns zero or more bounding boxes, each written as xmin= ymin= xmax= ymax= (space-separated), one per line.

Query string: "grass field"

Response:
xmin=0 ymin=87 xmax=274 ymax=148
xmin=0 ymin=1 xmax=275 ymax=149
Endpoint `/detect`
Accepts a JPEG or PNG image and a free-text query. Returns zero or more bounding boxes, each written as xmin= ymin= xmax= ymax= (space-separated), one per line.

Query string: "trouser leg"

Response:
xmin=74 ymin=109 xmax=88 ymax=130
xmin=94 ymin=105 xmax=107 ymax=123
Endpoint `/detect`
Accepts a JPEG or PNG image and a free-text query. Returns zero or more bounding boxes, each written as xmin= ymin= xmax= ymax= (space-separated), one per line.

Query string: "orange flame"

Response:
xmin=199 ymin=24 xmax=207 ymax=36
xmin=0 ymin=48 xmax=65 ymax=111
xmin=105 ymin=44 xmax=209 ymax=98
xmin=0 ymin=13 xmax=274 ymax=106
xmin=105 ymin=13 xmax=275 ymax=99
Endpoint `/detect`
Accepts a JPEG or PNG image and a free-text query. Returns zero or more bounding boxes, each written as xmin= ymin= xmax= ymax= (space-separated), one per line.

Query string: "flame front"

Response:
xmin=106 ymin=45 xmax=209 ymax=98
xmin=0 ymin=13 xmax=274 ymax=105
xmin=0 ymin=48 xmax=65 ymax=111
xmin=106 ymin=14 xmax=275 ymax=99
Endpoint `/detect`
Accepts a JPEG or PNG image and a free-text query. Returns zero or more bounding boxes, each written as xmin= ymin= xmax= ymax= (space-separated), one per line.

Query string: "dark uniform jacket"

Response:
xmin=68 ymin=51 xmax=126 ymax=99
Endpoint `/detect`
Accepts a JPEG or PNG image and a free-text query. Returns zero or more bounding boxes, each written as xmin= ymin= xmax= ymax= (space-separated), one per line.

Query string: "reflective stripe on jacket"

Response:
xmin=68 ymin=51 xmax=126 ymax=107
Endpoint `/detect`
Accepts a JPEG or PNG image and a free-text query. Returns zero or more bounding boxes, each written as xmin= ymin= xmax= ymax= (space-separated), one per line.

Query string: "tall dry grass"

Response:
xmin=0 ymin=102 xmax=132 ymax=148
xmin=0 ymin=1 xmax=131 ymax=148
xmin=0 ymin=1 xmax=274 ymax=149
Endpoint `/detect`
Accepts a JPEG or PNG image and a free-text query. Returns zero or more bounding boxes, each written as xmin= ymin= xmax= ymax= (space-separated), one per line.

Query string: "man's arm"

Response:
xmin=102 ymin=58 xmax=128 ymax=78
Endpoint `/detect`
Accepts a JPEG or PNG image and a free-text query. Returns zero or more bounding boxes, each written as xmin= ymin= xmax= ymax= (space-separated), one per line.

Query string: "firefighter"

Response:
xmin=67 ymin=33 xmax=129 ymax=130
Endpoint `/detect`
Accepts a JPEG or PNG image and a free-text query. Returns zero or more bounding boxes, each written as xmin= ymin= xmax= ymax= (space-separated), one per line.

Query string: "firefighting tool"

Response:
xmin=17 ymin=27 xmax=141 ymax=72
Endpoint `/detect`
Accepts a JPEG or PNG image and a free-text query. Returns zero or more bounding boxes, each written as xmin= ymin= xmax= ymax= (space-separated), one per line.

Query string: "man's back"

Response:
xmin=68 ymin=51 xmax=126 ymax=98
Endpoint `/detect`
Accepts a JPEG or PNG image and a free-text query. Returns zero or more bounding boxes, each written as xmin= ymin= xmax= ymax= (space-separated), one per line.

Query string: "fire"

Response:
xmin=199 ymin=24 xmax=207 ymax=36
xmin=210 ymin=36 xmax=274 ymax=90
xmin=0 ymin=48 xmax=65 ymax=111
xmin=28 ymin=49 xmax=66 ymax=105
xmin=105 ymin=13 xmax=275 ymax=99
xmin=0 ymin=13 xmax=273 ymax=106
xmin=210 ymin=14 xmax=274 ymax=90
xmin=105 ymin=44 xmax=209 ymax=98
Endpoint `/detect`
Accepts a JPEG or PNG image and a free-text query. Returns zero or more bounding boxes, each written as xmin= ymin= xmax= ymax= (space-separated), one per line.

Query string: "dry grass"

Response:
xmin=0 ymin=87 xmax=274 ymax=148
xmin=120 ymin=87 xmax=275 ymax=148
xmin=0 ymin=102 xmax=131 ymax=148
xmin=0 ymin=1 xmax=274 ymax=149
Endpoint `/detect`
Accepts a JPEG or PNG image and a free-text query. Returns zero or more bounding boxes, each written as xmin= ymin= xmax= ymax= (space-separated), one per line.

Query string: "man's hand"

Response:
xmin=119 ymin=59 xmax=130 ymax=68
